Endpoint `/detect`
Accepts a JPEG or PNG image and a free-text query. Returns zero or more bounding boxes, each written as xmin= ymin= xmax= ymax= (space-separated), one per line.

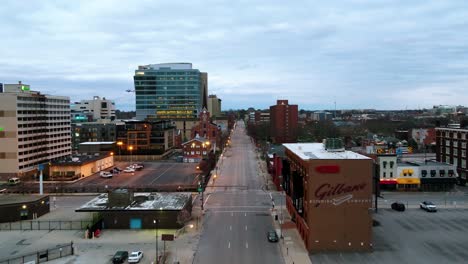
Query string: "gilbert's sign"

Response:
xmin=313 ymin=183 xmax=367 ymax=207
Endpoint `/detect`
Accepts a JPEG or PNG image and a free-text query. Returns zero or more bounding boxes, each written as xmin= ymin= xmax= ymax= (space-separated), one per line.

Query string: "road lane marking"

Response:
xmin=228 ymin=242 xmax=231 ymax=249
xmin=231 ymin=212 xmax=233 ymax=216
xmin=245 ymin=225 xmax=248 ymax=231
xmin=245 ymin=213 xmax=247 ymax=216
xmin=149 ymin=163 xmax=176 ymax=184
xmin=203 ymin=194 xmax=211 ymax=207
xmin=246 ymin=242 xmax=248 ymax=248
xmin=230 ymin=225 xmax=232 ymax=231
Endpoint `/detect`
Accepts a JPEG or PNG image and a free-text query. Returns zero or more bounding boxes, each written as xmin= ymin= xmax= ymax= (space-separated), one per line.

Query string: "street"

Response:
xmin=193 ymin=121 xmax=284 ymax=264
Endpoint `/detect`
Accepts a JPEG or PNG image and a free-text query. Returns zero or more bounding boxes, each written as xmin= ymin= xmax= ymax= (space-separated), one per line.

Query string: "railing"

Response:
xmin=0 ymin=242 xmax=74 ymax=264
xmin=0 ymin=220 xmax=93 ymax=231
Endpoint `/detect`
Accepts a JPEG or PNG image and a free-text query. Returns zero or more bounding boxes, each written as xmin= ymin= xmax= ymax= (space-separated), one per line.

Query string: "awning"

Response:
xmin=397 ymin=178 xmax=420 ymax=184
xmin=379 ymin=179 xmax=397 ymax=185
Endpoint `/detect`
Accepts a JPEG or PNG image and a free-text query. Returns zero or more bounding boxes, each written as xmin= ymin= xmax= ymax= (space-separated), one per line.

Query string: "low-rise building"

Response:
xmin=0 ymin=195 xmax=50 ymax=222
xmin=49 ymin=153 xmax=114 ymax=180
xmin=436 ymin=127 xmax=468 ymax=185
xmin=282 ymin=140 xmax=373 ymax=253
xmin=181 ymin=136 xmax=211 ymax=163
xmin=76 ymin=190 xmax=192 ymax=229
xmin=377 ymin=154 xmax=398 ymax=189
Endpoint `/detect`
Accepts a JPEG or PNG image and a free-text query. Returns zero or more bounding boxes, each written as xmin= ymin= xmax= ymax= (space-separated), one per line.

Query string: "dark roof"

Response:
xmin=0 ymin=194 xmax=49 ymax=206
xmin=51 ymin=154 xmax=111 ymax=166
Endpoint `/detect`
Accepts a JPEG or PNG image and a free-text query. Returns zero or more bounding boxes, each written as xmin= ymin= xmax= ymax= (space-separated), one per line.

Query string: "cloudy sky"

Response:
xmin=1 ymin=0 xmax=468 ymax=111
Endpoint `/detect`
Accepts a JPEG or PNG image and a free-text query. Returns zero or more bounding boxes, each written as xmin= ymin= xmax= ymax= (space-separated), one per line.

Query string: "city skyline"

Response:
xmin=1 ymin=0 xmax=468 ymax=111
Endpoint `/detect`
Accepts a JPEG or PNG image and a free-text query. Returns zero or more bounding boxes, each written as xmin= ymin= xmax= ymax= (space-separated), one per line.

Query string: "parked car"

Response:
xmin=112 ymin=251 xmax=128 ymax=264
xmin=267 ymin=230 xmax=279 ymax=242
xmin=8 ymin=177 xmax=21 ymax=186
xmin=420 ymin=201 xmax=437 ymax=212
xmin=391 ymin=202 xmax=406 ymax=212
xmin=100 ymin=171 xmax=113 ymax=178
xmin=114 ymin=167 xmax=123 ymax=172
xmin=131 ymin=164 xmax=144 ymax=170
xmin=128 ymin=251 xmax=144 ymax=263
xmin=123 ymin=167 xmax=135 ymax=173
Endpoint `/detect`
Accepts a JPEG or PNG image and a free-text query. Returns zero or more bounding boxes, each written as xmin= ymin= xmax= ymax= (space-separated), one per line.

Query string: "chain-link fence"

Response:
xmin=0 ymin=242 xmax=73 ymax=264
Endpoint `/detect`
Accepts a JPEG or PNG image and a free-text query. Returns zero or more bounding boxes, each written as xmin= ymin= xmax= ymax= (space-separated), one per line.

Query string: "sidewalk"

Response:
xmin=271 ymin=204 xmax=312 ymax=264
xmin=165 ymin=195 xmax=204 ymax=264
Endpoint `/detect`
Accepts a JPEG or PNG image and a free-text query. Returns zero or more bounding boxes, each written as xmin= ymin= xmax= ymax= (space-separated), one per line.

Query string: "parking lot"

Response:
xmin=311 ymin=190 xmax=468 ymax=264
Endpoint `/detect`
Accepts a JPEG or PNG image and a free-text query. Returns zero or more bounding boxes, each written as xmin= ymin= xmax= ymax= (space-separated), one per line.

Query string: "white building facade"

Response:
xmin=71 ymin=96 xmax=116 ymax=121
xmin=0 ymin=83 xmax=71 ymax=180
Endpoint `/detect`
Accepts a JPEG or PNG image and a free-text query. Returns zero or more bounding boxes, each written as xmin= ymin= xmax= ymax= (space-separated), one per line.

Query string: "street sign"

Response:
xmin=38 ymin=164 xmax=45 ymax=171
xmin=198 ymin=187 xmax=203 ymax=192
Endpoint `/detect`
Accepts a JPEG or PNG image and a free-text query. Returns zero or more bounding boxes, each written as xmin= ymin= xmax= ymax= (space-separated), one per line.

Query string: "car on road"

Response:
xmin=123 ymin=167 xmax=135 ymax=173
xmin=100 ymin=171 xmax=113 ymax=178
xmin=128 ymin=251 xmax=143 ymax=263
xmin=112 ymin=251 xmax=128 ymax=264
xmin=8 ymin=177 xmax=21 ymax=186
xmin=420 ymin=201 xmax=437 ymax=212
xmin=391 ymin=202 xmax=406 ymax=212
xmin=267 ymin=230 xmax=279 ymax=242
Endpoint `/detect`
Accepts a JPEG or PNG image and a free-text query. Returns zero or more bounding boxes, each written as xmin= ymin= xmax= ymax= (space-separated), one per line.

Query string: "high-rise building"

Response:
xmin=71 ymin=96 xmax=116 ymax=121
xmin=134 ymin=63 xmax=208 ymax=120
xmin=270 ymin=99 xmax=298 ymax=144
xmin=0 ymin=83 xmax=71 ymax=180
xmin=207 ymin=94 xmax=222 ymax=118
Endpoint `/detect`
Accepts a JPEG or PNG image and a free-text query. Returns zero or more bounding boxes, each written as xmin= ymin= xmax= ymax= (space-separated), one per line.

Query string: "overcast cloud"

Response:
xmin=1 ymin=0 xmax=468 ymax=110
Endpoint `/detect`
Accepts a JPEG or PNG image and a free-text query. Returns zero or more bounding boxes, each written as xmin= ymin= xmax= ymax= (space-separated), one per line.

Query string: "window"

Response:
xmin=454 ymin=149 xmax=458 ymax=156
xmin=383 ymin=172 xmax=386 ymax=178
xmin=390 ymin=172 xmax=393 ymax=178
xmin=462 ymin=160 xmax=466 ymax=169
xmin=446 ymin=147 xmax=450 ymax=153
xmin=445 ymin=140 xmax=450 ymax=146
xmin=439 ymin=170 xmax=445 ymax=177
xmin=390 ymin=161 xmax=395 ymax=168
xmin=448 ymin=170 xmax=454 ymax=177
xmin=383 ymin=161 xmax=387 ymax=169
xmin=430 ymin=170 xmax=437 ymax=177
xmin=462 ymin=150 xmax=466 ymax=158
xmin=462 ymin=142 xmax=466 ymax=149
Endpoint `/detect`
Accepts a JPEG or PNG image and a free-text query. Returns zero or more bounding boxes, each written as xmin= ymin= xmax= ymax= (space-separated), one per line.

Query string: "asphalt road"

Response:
xmin=193 ymin=121 xmax=284 ymax=264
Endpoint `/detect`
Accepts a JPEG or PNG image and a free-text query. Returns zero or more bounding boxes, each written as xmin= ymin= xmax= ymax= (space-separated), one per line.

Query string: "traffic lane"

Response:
xmin=194 ymin=211 xmax=232 ymax=264
xmin=311 ymin=208 xmax=468 ymax=264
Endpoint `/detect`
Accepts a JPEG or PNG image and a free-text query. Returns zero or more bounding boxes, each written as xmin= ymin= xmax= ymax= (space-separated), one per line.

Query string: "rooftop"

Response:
xmin=0 ymin=194 xmax=49 ymax=206
xmin=79 ymin=142 xmax=115 ymax=145
xmin=51 ymin=153 xmax=110 ymax=166
xmin=76 ymin=192 xmax=191 ymax=212
xmin=283 ymin=143 xmax=371 ymax=160
xmin=398 ymin=161 xmax=455 ymax=167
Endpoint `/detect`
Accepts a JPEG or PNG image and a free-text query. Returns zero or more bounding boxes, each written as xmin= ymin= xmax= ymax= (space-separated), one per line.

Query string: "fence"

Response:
xmin=0 ymin=220 xmax=93 ymax=231
xmin=0 ymin=242 xmax=73 ymax=264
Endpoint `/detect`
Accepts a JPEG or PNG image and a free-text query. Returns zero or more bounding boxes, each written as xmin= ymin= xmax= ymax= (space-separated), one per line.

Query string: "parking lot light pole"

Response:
xmin=128 ymin=146 xmax=133 ymax=163
xmin=154 ymin=219 xmax=159 ymax=263
xmin=117 ymin=141 xmax=123 ymax=161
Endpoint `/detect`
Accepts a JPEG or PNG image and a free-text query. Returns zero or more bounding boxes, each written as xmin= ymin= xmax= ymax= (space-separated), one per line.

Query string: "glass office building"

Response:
xmin=134 ymin=63 xmax=208 ymax=120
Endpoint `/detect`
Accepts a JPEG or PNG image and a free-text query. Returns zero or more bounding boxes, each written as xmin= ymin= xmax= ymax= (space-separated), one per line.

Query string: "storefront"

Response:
xmin=396 ymin=178 xmax=420 ymax=191
xmin=379 ymin=179 xmax=397 ymax=190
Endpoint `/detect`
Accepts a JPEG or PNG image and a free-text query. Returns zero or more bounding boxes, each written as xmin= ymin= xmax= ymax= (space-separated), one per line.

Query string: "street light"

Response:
xmin=153 ymin=219 xmax=159 ymax=263
xmin=128 ymin=146 xmax=133 ymax=163
xmin=117 ymin=142 xmax=123 ymax=160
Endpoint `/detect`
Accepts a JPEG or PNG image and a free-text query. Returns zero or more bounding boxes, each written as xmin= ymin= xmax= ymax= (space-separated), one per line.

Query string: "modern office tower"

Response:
xmin=270 ymin=99 xmax=298 ymax=144
xmin=134 ymin=63 xmax=208 ymax=120
xmin=71 ymin=96 xmax=116 ymax=121
xmin=207 ymin=94 xmax=222 ymax=118
xmin=0 ymin=82 xmax=71 ymax=180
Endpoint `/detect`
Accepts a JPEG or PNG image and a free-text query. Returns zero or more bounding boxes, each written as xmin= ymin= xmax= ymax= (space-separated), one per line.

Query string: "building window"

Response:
xmin=448 ymin=170 xmax=454 ymax=177
xmin=390 ymin=161 xmax=395 ymax=168
xmin=390 ymin=172 xmax=393 ymax=178
xmin=454 ymin=149 xmax=458 ymax=156
xmin=439 ymin=170 xmax=445 ymax=177
xmin=383 ymin=172 xmax=386 ymax=178
xmin=445 ymin=140 xmax=450 ymax=146
xmin=462 ymin=160 xmax=467 ymax=169
xmin=430 ymin=170 xmax=437 ymax=177
xmin=383 ymin=161 xmax=387 ymax=169
xmin=462 ymin=142 xmax=466 ymax=149
xmin=446 ymin=147 xmax=450 ymax=153
xmin=462 ymin=150 xmax=466 ymax=158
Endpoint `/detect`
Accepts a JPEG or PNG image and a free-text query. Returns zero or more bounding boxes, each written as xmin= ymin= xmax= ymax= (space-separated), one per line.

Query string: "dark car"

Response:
xmin=267 ymin=230 xmax=279 ymax=242
xmin=391 ymin=202 xmax=406 ymax=212
xmin=112 ymin=251 xmax=128 ymax=264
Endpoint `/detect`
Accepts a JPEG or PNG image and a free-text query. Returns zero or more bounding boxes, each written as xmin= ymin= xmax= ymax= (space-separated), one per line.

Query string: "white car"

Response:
xmin=128 ymin=251 xmax=143 ymax=263
xmin=99 ymin=171 xmax=113 ymax=178
xmin=123 ymin=167 xmax=135 ymax=173
xmin=420 ymin=201 xmax=437 ymax=212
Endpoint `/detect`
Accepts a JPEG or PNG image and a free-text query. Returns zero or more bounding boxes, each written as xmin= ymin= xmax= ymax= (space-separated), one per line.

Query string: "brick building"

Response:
xmin=435 ymin=127 xmax=468 ymax=185
xmin=270 ymin=100 xmax=298 ymax=144
xmin=190 ymin=109 xmax=220 ymax=146
xmin=282 ymin=141 xmax=373 ymax=253
xmin=181 ymin=136 xmax=211 ymax=163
